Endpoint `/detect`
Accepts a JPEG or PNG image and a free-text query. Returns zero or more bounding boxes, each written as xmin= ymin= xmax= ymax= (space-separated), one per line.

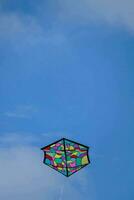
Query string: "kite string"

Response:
xmin=59 ymin=184 xmax=64 ymax=200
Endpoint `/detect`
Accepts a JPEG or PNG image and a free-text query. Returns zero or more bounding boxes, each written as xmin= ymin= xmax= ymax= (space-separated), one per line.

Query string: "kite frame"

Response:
xmin=41 ymin=138 xmax=90 ymax=150
xmin=41 ymin=138 xmax=90 ymax=177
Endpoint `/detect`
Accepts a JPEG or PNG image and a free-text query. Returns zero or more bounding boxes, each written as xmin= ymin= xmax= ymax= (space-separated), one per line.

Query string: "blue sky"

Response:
xmin=0 ymin=0 xmax=134 ymax=199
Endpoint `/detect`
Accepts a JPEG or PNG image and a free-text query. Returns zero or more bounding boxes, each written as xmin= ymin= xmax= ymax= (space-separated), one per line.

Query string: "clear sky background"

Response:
xmin=0 ymin=0 xmax=134 ymax=199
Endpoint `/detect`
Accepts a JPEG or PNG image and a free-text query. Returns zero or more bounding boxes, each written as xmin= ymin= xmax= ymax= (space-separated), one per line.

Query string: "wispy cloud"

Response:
xmin=0 ymin=0 xmax=133 ymax=56
xmin=42 ymin=131 xmax=73 ymax=138
xmin=0 ymin=0 xmax=134 ymax=46
xmin=0 ymin=11 xmax=67 ymax=48
xmin=0 ymin=132 xmax=40 ymax=147
xmin=4 ymin=105 xmax=38 ymax=119
xmin=58 ymin=0 xmax=134 ymax=32
xmin=0 ymin=146 xmax=61 ymax=199
xmin=0 ymin=12 xmax=42 ymax=41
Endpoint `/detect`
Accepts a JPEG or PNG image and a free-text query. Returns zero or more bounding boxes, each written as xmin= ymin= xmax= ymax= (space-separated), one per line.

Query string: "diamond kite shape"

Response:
xmin=41 ymin=138 xmax=90 ymax=177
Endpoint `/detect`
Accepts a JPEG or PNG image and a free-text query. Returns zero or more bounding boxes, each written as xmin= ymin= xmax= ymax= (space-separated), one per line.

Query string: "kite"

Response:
xmin=41 ymin=138 xmax=90 ymax=177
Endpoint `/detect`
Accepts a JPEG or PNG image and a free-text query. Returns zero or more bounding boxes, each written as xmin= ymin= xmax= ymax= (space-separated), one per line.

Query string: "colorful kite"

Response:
xmin=41 ymin=138 xmax=90 ymax=177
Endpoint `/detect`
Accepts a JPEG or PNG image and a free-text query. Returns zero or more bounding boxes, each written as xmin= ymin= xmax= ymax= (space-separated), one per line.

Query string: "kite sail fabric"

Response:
xmin=41 ymin=138 xmax=90 ymax=177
